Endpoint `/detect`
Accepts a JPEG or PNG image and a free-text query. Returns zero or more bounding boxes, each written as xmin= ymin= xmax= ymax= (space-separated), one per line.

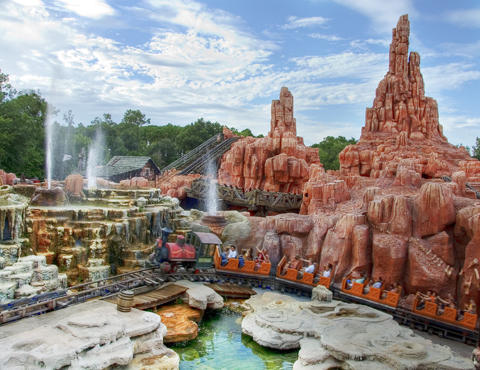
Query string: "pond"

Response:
xmin=168 ymin=308 xmax=299 ymax=370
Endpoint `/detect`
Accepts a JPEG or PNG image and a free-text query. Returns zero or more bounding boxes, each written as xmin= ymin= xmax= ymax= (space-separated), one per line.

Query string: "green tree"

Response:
xmin=473 ymin=137 xmax=480 ymax=160
xmin=311 ymin=136 xmax=358 ymax=171
xmin=148 ymin=138 xmax=180 ymax=169
xmin=0 ymin=90 xmax=48 ymax=178
xmin=175 ymin=118 xmax=223 ymax=153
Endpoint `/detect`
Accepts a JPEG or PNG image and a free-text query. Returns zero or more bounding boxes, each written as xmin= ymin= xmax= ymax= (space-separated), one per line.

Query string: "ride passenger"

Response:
xmin=227 ymin=245 xmax=237 ymax=259
xmin=280 ymin=256 xmax=291 ymax=276
xmin=466 ymin=299 xmax=477 ymax=315
xmin=297 ymin=258 xmax=315 ymax=279
xmin=245 ymin=248 xmax=254 ymax=261
xmin=372 ymin=277 xmax=383 ymax=289
xmin=238 ymin=250 xmax=246 ymax=268
xmin=257 ymin=248 xmax=270 ymax=264
xmin=363 ymin=280 xmax=373 ymax=295
xmin=323 ymin=264 xmax=333 ymax=278
xmin=290 ymin=255 xmax=303 ymax=271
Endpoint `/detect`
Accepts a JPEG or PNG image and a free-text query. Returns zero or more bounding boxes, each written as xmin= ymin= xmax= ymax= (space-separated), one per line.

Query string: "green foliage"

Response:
xmin=311 ymin=136 xmax=358 ymax=171
xmin=0 ymin=87 xmax=48 ymax=178
xmin=473 ymin=137 xmax=480 ymax=160
xmin=229 ymin=127 xmax=261 ymax=138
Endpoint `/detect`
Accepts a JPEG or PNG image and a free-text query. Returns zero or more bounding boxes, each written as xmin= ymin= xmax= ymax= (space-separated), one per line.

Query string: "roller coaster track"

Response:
xmin=442 ymin=175 xmax=480 ymax=199
xmin=160 ymin=133 xmax=224 ymax=173
xmin=179 ymin=136 xmax=241 ymax=176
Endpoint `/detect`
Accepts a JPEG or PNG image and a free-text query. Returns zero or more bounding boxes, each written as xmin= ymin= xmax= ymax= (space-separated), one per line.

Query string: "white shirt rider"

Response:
xmin=305 ymin=264 xmax=315 ymax=274
xmin=227 ymin=249 xmax=237 ymax=259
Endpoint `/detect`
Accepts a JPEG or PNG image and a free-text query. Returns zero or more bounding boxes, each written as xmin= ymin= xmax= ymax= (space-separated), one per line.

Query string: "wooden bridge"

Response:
xmin=104 ymin=283 xmax=188 ymax=310
xmin=185 ymin=178 xmax=303 ymax=212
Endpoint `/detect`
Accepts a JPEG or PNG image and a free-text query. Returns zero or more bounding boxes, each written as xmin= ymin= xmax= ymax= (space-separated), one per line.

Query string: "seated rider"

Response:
xmin=372 ymin=277 xmax=383 ymax=289
xmin=227 ymin=245 xmax=237 ymax=259
xmin=238 ymin=250 xmax=246 ymax=268
xmin=254 ymin=257 xmax=262 ymax=270
xmin=257 ymin=248 xmax=270 ymax=264
xmin=363 ymin=280 xmax=373 ymax=295
xmin=355 ymin=272 xmax=366 ymax=284
xmin=346 ymin=271 xmax=365 ymax=289
xmin=297 ymin=258 xmax=315 ymax=279
xmin=280 ymin=256 xmax=291 ymax=276
xmin=416 ymin=290 xmax=434 ymax=310
xmin=244 ymin=248 xmax=254 ymax=261
xmin=323 ymin=264 xmax=333 ymax=278
xmin=220 ymin=250 xmax=229 ymax=266
xmin=290 ymin=255 xmax=303 ymax=271
xmin=466 ymin=299 xmax=477 ymax=315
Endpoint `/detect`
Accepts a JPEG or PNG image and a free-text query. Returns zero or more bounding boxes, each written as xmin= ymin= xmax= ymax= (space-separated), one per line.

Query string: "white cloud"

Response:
xmin=332 ymin=0 xmax=417 ymax=32
xmin=54 ymin=0 xmax=115 ymax=19
xmin=309 ymin=33 xmax=344 ymax=42
xmin=282 ymin=16 xmax=329 ymax=30
xmin=349 ymin=38 xmax=390 ymax=49
xmin=440 ymin=40 xmax=480 ymax=58
xmin=422 ymin=63 xmax=480 ymax=95
xmin=447 ymin=9 xmax=480 ymax=28
xmin=439 ymin=115 xmax=480 ymax=148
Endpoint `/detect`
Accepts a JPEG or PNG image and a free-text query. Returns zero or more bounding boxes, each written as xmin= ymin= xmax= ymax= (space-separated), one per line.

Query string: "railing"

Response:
xmin=185 ymin=178 xmax=303 ymax=211
xmin=442 ymin=175 xmax=480 ymax=199
xmin=179 ymin=137 xmax=240 ymax=176
xmin=160 ymin=133 xmax=224 ymax=173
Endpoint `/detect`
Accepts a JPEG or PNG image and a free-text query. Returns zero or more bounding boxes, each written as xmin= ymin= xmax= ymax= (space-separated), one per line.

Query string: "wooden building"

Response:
xmin=96 ymin=156 xmax=161 ymax=183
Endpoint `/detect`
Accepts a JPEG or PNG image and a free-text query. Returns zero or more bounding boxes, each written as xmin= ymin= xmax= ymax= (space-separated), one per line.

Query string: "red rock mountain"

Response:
xmin=217 ymin=87 xmax=321 ymax=194
xmin=338 ymin=15 xmax=480 ymax=183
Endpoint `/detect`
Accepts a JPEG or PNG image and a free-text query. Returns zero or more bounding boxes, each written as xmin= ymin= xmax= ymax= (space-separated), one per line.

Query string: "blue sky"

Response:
xmin=1 ymin=0 xmax=479 ymax=148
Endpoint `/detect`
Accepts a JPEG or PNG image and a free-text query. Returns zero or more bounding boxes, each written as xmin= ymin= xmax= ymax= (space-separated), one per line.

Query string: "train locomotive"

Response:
xmin=153 ymin=227 xmax=221 ymax=272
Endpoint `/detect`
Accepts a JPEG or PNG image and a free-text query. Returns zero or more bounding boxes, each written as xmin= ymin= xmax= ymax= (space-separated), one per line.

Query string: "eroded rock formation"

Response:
xmin=242 ymin=292 xmax=472 ymax=369
xmin=338 ymin=15 xmax=480 ymax=183
xmin=218 ymin=87 xmax=320 ymax=194
xmin=0 ymin=300 xmax=180 ymax=370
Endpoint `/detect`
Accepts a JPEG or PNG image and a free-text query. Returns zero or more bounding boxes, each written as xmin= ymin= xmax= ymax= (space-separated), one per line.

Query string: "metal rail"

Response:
xmin=186 ymin=179 xmax=303 ymax=211
xmin=179 ymin=137 xmax=240 ymax=176
xmin=442 ymin=175 xmax=480 ymax=199
xmin=160 ymin=133 xmax=223 ymax=173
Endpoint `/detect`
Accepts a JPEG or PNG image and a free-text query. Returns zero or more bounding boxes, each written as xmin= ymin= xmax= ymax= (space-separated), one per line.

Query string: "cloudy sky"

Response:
xmin=1 ymin=0 xmax=479 ymax=147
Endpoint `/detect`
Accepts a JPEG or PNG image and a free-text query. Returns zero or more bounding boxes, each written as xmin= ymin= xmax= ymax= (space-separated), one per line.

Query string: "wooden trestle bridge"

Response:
xmin=185 ymin=178 xmax=303 ymax=213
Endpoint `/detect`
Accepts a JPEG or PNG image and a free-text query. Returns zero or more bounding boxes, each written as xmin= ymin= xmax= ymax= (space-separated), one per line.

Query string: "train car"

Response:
xmin=412 ymin=296 xmax=477 ymax=331
xmin=275 ymin=256 xmax=332 ymax=289
xmin=214 ymin=246 xmax=271 ymax=276
xmin=340 ymin=276 xmax=401 ymax=308
xmin=154 ymin=228 xmax=221 ymax=271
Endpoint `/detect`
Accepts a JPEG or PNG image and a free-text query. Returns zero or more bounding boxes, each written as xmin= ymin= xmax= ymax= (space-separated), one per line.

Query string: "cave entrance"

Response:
xmin=3 ymin=219 xmax=11 ymax=241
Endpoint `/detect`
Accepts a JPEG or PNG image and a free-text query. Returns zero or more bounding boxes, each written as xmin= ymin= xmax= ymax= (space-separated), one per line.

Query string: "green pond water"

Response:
xmin=168 ymin=308 xmax=299 ymax=370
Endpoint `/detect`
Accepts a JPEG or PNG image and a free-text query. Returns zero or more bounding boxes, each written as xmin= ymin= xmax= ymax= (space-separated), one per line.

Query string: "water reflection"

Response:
xmin=169 ymin=308 xmax=298 ymax=370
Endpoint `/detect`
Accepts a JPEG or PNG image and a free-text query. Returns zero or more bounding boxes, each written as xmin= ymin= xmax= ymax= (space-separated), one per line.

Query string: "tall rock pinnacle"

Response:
xmin=339 ymin=14 xmax=479 ymax=181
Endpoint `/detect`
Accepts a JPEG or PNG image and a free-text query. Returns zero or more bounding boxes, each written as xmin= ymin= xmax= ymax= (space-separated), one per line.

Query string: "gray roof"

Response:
xmin=194 ymin=232 xmax=222 ymax=245
xmin=96 ymin=156 xmax=159 ymax=178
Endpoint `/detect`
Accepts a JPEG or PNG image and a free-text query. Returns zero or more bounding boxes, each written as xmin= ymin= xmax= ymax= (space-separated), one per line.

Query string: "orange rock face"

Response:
xmin=338 ymin=15 xmax=479 ymax=182
xmin=155 ymin=304 xmax=202 ymax=343
xmin=160 ymin=174 xmax=201 ymax=200
xmin=65 ymin=174 xmax=84 ymax=196
xmin=232 ymin=15 xmax=480 ymax=312
xmin=218 ymin=87 xmax=320 ymax=194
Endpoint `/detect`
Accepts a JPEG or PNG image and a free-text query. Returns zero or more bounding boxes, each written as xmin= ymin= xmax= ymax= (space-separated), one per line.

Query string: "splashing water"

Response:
xmin=86 ymin=128 xmax=105 ymax=188
xmin=206 ymin=160 xmax=218 ymax=215
xmin=45 ymin=106 xmax=54 ymax=189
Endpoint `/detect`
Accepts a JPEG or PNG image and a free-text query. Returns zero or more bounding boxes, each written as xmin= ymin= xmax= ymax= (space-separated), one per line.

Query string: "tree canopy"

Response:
xmin=1 ymin=70 xmax=478 ymax=179
xmin=311 ymin=136 xmax=358 ymax=171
